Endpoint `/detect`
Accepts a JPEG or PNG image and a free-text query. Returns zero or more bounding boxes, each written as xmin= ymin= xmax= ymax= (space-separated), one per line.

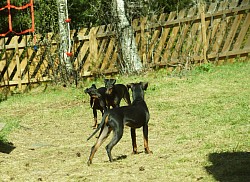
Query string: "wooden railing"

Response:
xmin=0 ymin=0 xmax=250 ymax=91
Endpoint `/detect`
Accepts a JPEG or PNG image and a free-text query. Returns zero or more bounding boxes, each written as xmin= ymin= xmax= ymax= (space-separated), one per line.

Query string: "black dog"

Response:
xmin=104 ymin=78 xmax=131 ymax=108
xmin=84 ymin=84 xmax=107 ymax=128
xmin=87 ymin=82 xmax=152 ymax=165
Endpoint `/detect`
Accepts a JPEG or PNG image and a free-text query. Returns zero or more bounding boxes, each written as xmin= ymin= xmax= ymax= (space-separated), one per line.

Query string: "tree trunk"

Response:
xmin=112 ymin=0 xmax=143 ymax=73
xmin=57 ymin=0 xmax=73 ymax=76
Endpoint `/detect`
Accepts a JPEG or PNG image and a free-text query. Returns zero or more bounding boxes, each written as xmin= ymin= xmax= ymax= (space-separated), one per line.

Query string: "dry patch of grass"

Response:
xmin=0 ymin=62 xmax=250 ymax=181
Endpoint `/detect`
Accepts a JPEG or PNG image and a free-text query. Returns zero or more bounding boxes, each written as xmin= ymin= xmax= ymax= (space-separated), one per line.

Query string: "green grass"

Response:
xmin=0 ymin=61 xmax=249 ymax=181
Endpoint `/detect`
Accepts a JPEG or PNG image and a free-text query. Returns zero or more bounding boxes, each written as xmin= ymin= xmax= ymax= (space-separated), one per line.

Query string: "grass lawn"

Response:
xmin=0 ymin=61 xmax=249 ymax=181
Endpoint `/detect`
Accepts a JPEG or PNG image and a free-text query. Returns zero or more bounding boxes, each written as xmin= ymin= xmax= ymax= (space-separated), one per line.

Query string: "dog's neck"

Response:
xmin=132 ymin=94 xmax=145 ymax=105
xmin=132 ymin=90 xmax=144 ymax=101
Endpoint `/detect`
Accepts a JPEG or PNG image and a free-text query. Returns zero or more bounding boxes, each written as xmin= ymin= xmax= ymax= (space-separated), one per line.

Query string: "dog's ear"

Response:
xmin=111 ymin=79 xmax=116 ymax=85
xmin=127 ymin=83 xmax=134 ymax=90
xmin=104 ymin=79 xmax=108 ymax=85
xmin=91 ymin=84 xmax=97 ymax=89
xmin=141 ymin=82 xmax=148 ymax=90
xmin=84 ymin=88 xmax=89 ymax=93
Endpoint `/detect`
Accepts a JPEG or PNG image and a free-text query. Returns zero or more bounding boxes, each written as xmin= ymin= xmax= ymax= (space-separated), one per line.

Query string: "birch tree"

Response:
xmin=57 ymin=0 xmax=73 ymax=76
xmin=112 ymin=0 xmax=143 ymax=73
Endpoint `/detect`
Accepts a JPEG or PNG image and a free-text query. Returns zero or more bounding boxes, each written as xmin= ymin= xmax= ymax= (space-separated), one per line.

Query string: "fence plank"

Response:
xmin=107 ymin=45 xmax=119 ymax=71
xmin=78 ymin=40 xmax=89 ymax=76
xmin=0 ymin=38 xmax=7 ymax=82
xmin=14 ymin=37 xmax=22 ymax=91
xmin=194 ymin=3 xmax=220 ymax=62
xmin=4 ymin=38 xmax=10 ymax=88
xmin=83 ymin=27 xmax=98 ymax=73
xmin=200 ymin=2 xmax=207 ymax=63
xmin=146 ymin=14 xmax=165 ymax=65
xmin=81 ymin=27 xmax=98 ymax=75
xmin=94 ymin=25 xmax=109 ymax=70
xmin=222 ymin=13 xmax=243 ymax=52
xmin=101 ymin=37 xmax=116 ymax=71
xmin=233 ymin=13 xmax=250 ymax=50
xmin=89 ymin=27 xmax=98 ymax=72
xmin=6 ymin=38 xmax=16 ymax=82
xmin=21 ymin=36 xmax=31 ymax=83
xmin=133 ymin=18 xmax=140 ymax=53
xmin=139 ymin=16 xmax=148 ymax=64
xmin=74 ymin=28 xmax=88 ymax=73
xmin=153 ymin=12 xmax=175 ymax=64
xmin=205 ymin=3 xmax=218 ymax=52
xmin=162 ymin=9 xmax=186 ymax=63
xmin=171 ymin=8 xmax=196 ymax=63
xmin=244 ymin=31 xmax=250 ymax=49
xmin=212 ymin=1 xmax=228 ymax=56
xmin=217 ymin=1 xmax=238 ymax=64
xmin=180 ymin=8 xmax=199 ymax=64
xmin=76 ymin=28 xmax=89 ymax=41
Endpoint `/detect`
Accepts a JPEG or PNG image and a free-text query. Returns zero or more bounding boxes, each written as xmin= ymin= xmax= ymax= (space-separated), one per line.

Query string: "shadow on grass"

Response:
xmin=205 ymin=152 xmax=250 ymax=182
xmin=0 ymin=141 xmax=16 ymax=154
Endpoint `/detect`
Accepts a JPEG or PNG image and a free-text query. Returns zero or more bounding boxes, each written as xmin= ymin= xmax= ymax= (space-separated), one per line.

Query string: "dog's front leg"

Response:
xmin=93 ymin=109 xmax=98 ymax=128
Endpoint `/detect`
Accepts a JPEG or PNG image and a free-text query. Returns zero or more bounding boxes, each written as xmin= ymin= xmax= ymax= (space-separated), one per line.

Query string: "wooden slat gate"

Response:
xmin=0 ymin=0 xmax=250 ymax=92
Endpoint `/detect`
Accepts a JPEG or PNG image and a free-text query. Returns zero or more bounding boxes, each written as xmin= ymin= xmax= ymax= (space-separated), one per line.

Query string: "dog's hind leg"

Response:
xmin=105 ymin=126 xmax=124 ymax=162
xmin=87 ymin=125 xmax=112 ymax=165
xmin=130 ymin=128 xmax=138 ymax=154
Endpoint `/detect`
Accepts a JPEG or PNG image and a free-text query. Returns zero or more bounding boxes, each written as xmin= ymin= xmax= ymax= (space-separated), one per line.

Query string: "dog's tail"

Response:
xmin=87 ymin=113 xmax=109 ymax=141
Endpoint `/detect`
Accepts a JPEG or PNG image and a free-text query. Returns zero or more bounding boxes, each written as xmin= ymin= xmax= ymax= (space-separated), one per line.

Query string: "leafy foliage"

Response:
xmin=0 ymin=0 xmax=194 ymax=36
xmin=194 ymin=63 xmax=215 ymax=73
xmin=68 ymin=0 xmax=112 ymax=29
xmin=34 ymin=0 xmax=59 ymax=34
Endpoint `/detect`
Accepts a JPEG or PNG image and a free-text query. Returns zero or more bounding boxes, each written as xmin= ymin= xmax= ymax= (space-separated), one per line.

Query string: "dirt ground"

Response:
xmin=0 ymin=97 xmax=173 ymax=182
xmin=0 ymin=94 xmax=208 ymax=182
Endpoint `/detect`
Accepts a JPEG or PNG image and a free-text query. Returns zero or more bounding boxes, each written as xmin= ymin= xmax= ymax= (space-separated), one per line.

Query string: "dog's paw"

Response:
xmin=131 ymin=151 xmax=138 ymax=155
xmin=87 ymin=160 xmax=92 ymax=166
xmin=145 ymin=150 xmax=153 ymax=154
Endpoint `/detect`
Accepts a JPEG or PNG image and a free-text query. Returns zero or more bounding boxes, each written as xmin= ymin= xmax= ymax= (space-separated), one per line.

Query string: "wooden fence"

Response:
xmin=0 ymin=0 xmax=250 ymax=92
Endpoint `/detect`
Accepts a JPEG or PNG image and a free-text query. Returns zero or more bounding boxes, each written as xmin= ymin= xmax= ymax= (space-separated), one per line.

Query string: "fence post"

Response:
xmin=14 ymin=36 xmax=22 ymax=91
xmin=3 ymin=38 xmax=10 ymax=93
xmin=199 ymin=2 xmax=208 ymax=63
xmin=140 ymin=17 xmax=147 ymax=65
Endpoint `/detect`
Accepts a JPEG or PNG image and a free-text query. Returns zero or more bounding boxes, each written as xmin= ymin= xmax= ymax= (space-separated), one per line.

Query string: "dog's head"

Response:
xmin=104 ymin=78 xmax=116 ymax=95
xmin=127 ymin=82 xmax=148 ymax=100
xmin=84 ymin=84 xmax=102 ymax=99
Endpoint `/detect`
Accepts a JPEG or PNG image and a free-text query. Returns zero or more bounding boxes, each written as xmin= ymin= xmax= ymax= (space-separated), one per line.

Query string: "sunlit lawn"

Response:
xmin=0 ymin=61 xmax=249 ymax=181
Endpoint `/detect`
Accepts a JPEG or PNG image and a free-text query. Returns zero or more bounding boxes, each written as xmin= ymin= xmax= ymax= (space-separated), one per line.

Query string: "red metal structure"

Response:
xmin=0 ymin=0 xmax=34 ymax=36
